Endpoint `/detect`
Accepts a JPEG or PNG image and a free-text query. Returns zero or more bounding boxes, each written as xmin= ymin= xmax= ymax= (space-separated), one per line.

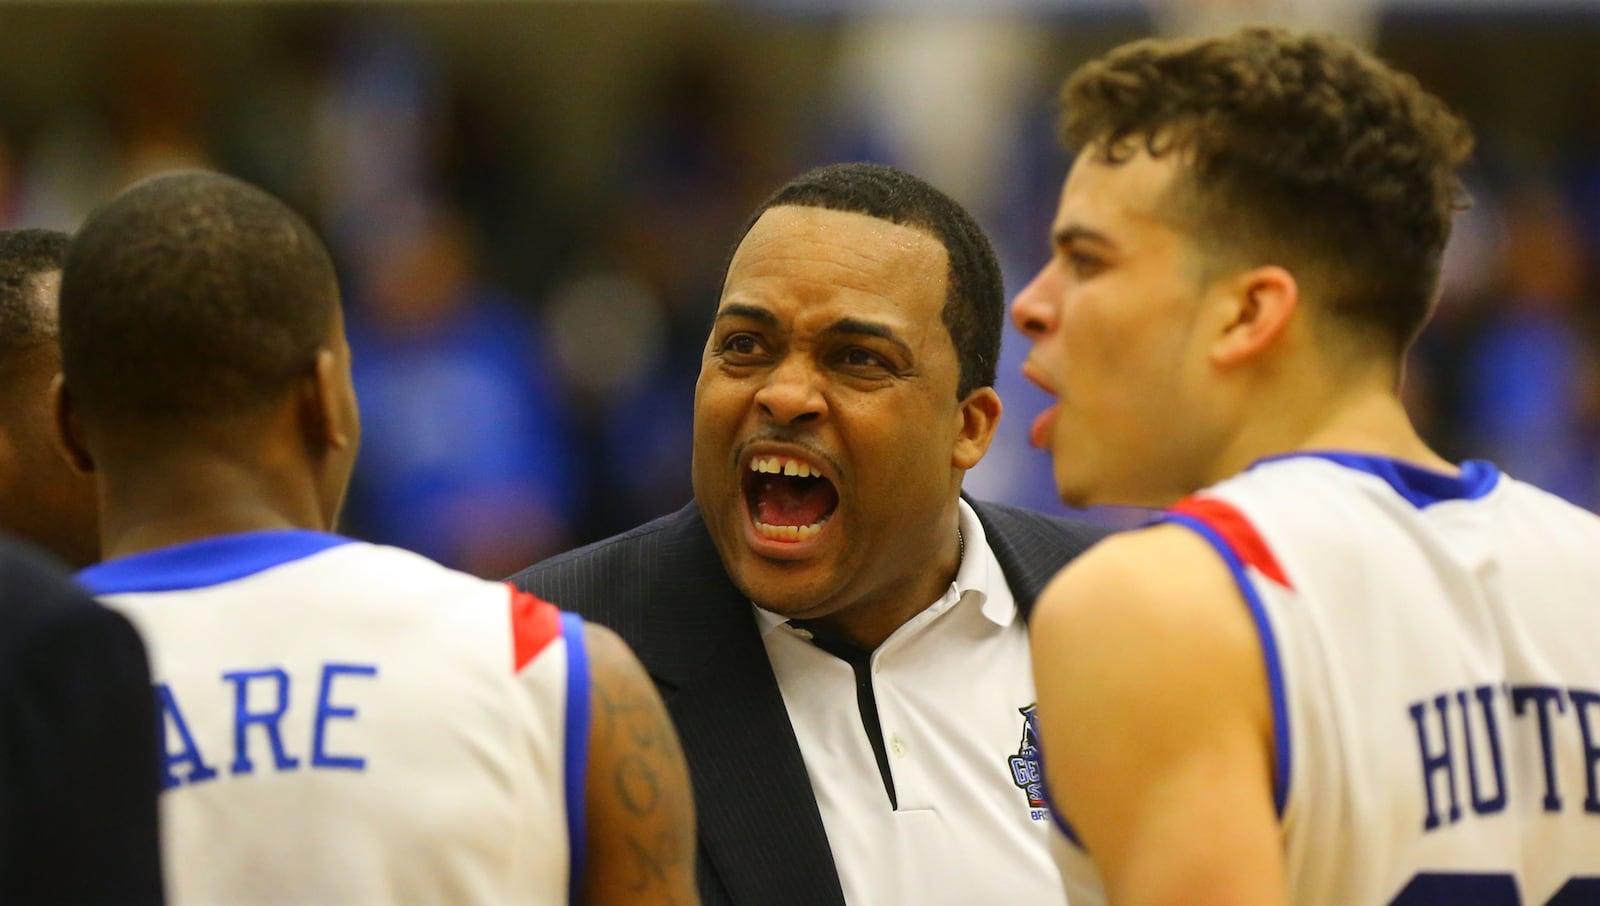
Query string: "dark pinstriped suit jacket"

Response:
xmin=0 ymin=538 xmax=164 ymax=905
xmin=507 ymin=498 xmax=1109 ymax=906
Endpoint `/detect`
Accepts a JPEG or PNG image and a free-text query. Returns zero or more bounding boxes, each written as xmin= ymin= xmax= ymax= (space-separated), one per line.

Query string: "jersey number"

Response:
xmin=1390 ymin=874 xmax=1600 ymax=905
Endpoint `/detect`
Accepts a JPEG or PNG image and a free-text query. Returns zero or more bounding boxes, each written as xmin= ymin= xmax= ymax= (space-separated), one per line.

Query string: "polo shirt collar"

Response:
xmin=753 ymin=498 xmax=1016 ymax=639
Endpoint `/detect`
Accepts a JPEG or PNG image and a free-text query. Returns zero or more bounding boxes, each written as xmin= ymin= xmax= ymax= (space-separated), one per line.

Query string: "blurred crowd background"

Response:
xmin=1 ymin=0 xmax=1595 ymax=578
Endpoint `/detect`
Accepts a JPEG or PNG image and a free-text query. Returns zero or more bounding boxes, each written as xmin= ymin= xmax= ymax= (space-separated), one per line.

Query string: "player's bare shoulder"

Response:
xmin=1028 ymin=523 xmax=1286 ymax=905
xmin=1030 ymin=522 xmax=1253 ymax=652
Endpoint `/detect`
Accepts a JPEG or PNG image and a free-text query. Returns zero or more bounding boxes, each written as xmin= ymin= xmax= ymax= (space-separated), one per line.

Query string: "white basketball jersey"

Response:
xmin=80 ymin=531 xmax=588 ymax=906
xmin=1049 ymin=452 xmax=1600 ymax=906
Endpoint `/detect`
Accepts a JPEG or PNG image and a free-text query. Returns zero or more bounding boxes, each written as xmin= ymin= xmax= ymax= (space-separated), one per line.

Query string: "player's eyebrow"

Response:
xmin=1052 ymin=224 xmax=1117 ymax=252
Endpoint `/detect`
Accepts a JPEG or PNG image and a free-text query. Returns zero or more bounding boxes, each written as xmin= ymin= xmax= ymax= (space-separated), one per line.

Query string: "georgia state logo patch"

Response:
xmin=1009 ymin=703 xmax=1049 ymax=821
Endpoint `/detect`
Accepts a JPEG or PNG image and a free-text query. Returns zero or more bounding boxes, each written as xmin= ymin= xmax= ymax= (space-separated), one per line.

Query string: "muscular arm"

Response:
xmin=580 ymin=624 xmax=699 ymax=906
xmin=1029 ymin=525 xmax=1284 ymax=906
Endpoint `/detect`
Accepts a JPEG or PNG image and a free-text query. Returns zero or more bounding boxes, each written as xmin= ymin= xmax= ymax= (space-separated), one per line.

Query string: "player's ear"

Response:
xmin=50 ymin=374 xmax=96 ymax=475
xmin=306 ymin=346 xmax=355 ymax=455
xmin=1209 ymin=265 xmax=1298 ymax=368
xmin=952 ymin=385 xmax=1001 ymax=471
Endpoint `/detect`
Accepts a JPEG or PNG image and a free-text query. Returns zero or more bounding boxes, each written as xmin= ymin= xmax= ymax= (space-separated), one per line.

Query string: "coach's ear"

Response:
xmin=50 ymin=374 xmax=96 ymax=475
xmin=953 ymin=385 xmax=1001 ymax=471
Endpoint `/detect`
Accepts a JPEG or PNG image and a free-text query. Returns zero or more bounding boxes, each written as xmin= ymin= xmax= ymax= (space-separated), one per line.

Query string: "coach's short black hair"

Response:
xmin=59 ymin=170 xmax=338 ymax=425
xmin=729 ymin=162 xmax=1004 ymax=398
xmin=0 ymin=229 xmax=71 ymax=357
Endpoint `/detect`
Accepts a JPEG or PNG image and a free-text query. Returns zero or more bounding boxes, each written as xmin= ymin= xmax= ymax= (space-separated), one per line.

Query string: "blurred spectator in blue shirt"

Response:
xmin=1460 ymin=187 xmax=1599 ymax=508
xmin=345 ymin=201 xmax=581 ymax=576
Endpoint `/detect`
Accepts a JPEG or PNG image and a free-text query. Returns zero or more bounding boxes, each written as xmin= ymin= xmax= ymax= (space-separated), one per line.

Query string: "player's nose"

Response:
xmin=1011 ymin=262 xmax=1059 ymax=340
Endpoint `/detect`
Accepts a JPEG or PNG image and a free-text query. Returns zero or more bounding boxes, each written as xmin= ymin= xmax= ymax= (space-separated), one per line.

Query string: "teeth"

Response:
xmin=748 ymin=456 xmax=820 ymax=479
xmin=754 ymin=519 xmax=828 ymax=541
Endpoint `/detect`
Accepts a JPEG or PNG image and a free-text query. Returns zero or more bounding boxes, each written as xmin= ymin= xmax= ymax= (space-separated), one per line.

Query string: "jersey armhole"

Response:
xmin=1032 ymin=714 xmax=1087 ymax=849
xmin=1158 ymin=498 xmax=1293 ymax=819
xmin=559 ymin=612 xmax=590 ymax=906
xmin=508 ymin=585 xmax=563 ymax=672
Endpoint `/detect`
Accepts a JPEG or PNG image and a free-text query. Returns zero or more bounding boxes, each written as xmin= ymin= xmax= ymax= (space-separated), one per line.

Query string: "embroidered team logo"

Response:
xmin=1009 ymin=703 xmax=1049 ymax=821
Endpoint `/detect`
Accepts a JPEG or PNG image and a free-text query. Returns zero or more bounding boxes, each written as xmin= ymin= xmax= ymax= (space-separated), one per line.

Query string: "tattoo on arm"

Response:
xmin=617 ymin=755 xmax=660 ymax=816
xmin=594 ymin=678 xmax=671 ymax=812
xmin=586 ymin=628 xmax=696 ymax=905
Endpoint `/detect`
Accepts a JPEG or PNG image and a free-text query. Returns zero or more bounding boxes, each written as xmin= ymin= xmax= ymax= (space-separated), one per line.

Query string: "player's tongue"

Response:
xmin=750 ymin=474 xmax=837 ymax=527
xmin=1030 ymin=402 xmax=1060 ymax=449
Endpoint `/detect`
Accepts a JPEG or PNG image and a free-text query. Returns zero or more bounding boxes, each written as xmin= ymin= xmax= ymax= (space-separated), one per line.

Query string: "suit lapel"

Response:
xmin=648 ymin=507 xmax=847 ymax=906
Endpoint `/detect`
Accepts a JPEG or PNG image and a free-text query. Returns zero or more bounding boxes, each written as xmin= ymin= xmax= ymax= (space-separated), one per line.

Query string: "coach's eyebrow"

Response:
xmin=713 ymin=303 xmax=781 ymax=329
xmin=820 ymin=318 xmax=914 ymax=359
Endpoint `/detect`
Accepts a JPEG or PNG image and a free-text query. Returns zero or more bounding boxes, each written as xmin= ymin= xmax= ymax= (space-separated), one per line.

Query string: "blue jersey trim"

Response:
xmin=78 ymin=530 xmax=353 ymax=595
xmin=1158 ymin=512 xmax=1292 ymax=818
xmin=1252 ymin=452 xmax=1499 ymax=509
xmin=1030 ymin=711 xmax=1085 ymax=849
xmin=560 ymin=612 xmax=591 ymax=905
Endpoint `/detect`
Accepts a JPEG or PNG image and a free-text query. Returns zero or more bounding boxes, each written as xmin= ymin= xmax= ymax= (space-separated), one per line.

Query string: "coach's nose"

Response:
xmin=755 ymin=354 xmax=825 ymax=427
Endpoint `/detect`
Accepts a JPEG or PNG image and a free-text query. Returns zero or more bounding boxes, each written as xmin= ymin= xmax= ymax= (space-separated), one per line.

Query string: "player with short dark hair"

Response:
xmin=60 ymin=174 xmax=339 ymax=425
xmin=0 ymin=229 xmax=97 ymax=567
xmin=1016 ymin=27 xmax=1600 ymax=906
xmin=60 ymin=170 xmax=698 ymax=906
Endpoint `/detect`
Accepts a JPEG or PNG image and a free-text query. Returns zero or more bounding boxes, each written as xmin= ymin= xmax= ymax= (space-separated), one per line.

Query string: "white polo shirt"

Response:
xmin=755 ymin=500 xmax=1066 ymax=906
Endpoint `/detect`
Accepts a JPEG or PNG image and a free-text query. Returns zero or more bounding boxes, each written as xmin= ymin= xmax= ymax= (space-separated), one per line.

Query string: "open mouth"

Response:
xmin=1019 ymin=359 xmax=1062 ymax=449
xmin=741 ymin=454 xmax=840 ymax=542
xmin=1030 ymin=403 xmax=1060 ymax=449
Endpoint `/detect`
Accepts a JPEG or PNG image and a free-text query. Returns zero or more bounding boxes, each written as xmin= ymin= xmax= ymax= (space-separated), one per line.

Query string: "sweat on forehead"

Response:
xmin=728 ymin=207 xmax=946 ymax=287
xmin=727 ymin=162 xmax=1005 ymax=397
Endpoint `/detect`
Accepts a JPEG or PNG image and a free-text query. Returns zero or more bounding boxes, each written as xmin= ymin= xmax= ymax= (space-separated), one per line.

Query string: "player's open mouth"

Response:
xmin=1019 ymin=359 xmax=1062 ymax=449
xmin=741 ymin=454 xmax=839 ymax=542
xmin=1030 ymin=403 xmax=1060 ymax=449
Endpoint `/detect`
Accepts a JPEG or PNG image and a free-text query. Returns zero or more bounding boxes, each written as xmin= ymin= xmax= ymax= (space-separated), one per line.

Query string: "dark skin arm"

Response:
xmin=581 ymin=624 xmax=699 ymax=906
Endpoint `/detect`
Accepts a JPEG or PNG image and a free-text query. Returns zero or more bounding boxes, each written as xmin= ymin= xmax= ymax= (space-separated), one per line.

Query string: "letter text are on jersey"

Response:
xmin=158 ymin=661 xmax=378 ymax=790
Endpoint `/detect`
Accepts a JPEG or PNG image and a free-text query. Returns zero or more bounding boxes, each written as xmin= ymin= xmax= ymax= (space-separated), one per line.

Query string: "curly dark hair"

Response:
xmin=728 ymin=162 xmax=1004 ymax=399
xmin=1060 ymin=27 xmax=1474 ymax=355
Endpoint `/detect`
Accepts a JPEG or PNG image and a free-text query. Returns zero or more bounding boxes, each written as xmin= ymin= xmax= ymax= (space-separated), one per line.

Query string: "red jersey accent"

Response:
xmin=1169 ymin=496 xmax=1294 ymax=589
xmin=508 ymin=586 xmax=563 ymax=672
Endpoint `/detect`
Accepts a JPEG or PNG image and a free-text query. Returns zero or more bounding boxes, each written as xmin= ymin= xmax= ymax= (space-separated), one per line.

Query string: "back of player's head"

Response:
xmin=0 ymin=228 xmax=71 ymax=364
xmin=729 ymin=162 xmax=1004 ymax=399
xmin=0 ymin=228 xmax=98 ymax=569
xmin=59 ymin=170 xmax=339 ymax=429
xmin=1060 ymin=26 xmax=1473 ymax=357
